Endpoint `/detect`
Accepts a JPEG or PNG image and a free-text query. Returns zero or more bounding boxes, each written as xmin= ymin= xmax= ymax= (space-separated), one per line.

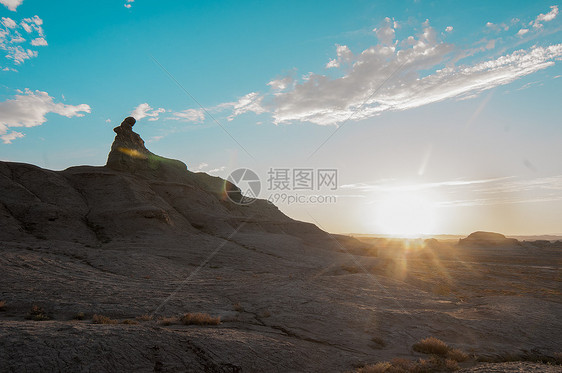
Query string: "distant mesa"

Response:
xmin=458 ymin=231 xmax=519 ymax=247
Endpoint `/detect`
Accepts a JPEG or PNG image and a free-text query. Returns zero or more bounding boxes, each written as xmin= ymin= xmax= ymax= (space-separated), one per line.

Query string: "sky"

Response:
xmin=1 ymin=0 xmax=561 ymax=236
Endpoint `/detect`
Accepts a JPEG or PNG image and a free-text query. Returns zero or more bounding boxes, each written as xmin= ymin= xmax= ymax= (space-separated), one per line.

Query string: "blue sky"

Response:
xmin=1 ymin=0 xmax=561 ymax=236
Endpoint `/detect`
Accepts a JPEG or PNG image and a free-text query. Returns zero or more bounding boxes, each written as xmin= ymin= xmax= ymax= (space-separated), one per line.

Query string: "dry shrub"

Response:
xmin=354 ymin=356 xmax=460 ymax=373
xmin=413 ymin=337 xmax=450 ymax=356
xmin=180 ymin=312 xmax=221 ymax=326
xmin=447 ymin=348 xmax=468 ymax=362
xmin=554 ymin=352 xmax=562 ymax=364
xmin=389 ymin=358 xmax=415 ymax=372
xmin=356 ymin=362 xmax=392 ymax=373
xmin=0 ymin=300 xmax=5 ymax=311
xmin=72 ymin=312 xmax=85 ymax=320
xmin=121 ymin=319 xmax=138 ymax=325
xmin=26 ymin=305 xmax=49 ymax=321
xmin=443 ymin=359 xmax=460 ymax=371
xmin=136 ymin=314 xmax=153 ymax=321
xmin=160 ymin=317 xmax=178 ymax=326
xmin=233 ymin=302 xmax=244 ymax=312
xmin=92 ymin=314 xmax=118 ymax=324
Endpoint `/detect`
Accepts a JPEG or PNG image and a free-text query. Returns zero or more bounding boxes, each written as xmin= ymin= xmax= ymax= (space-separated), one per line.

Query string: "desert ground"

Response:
xmin=0 ymin=121 xmax=560 ymax=372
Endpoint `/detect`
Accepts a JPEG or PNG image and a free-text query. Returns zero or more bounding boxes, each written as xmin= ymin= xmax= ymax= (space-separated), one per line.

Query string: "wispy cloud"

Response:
xmin=269 ymin=29 xmax=562 ymax=125
xmin=341 ymin=177 xmax=512 ymax=192
xmin=169 ymin=108 xmax=205 ymax=123
xmin=220 ymin=7 xmax=562 ymax=127
xmin=343 ymin=175 xmax=562 ymax=208
xmin=0 ymin=89 xmax=91 ymax=144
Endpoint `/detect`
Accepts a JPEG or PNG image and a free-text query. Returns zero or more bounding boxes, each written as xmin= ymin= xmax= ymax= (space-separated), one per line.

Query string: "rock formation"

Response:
xmin=458 ymin=231 xmax=520 ymax=247
xmin=0 ymin=117 xmax=328 ymax=245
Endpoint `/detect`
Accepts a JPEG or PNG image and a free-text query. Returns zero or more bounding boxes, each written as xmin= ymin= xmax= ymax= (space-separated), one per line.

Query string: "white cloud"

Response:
xmin=1 ymin=17 xmax=17 ymax=29
xmin=1 ymin=15 xmax=46 ymax=67
xmin=267 ymin=76 xmax=293 ymax=90
xmin=445 ymin=26 xmax=453 ymax=32
xmin=131 ymin=103 xmax=165 ymax=121
xmin=517 ymin=28 xmax=529 ymax=36
xmin=0 ymin=0 xmax=23 ymax=11
xmin=269 ymin=19 xmax=562 ymax=126
xmin=5 ymin=46 xmax=37 ymax=64
xmin=374 ymin=17 xmax=396 ymax=45
xmin=124 ymin=0 xmax=134 ymax=8
xmin=170 ymin=108 xmax=205 ymax=123
xmin=0 ymin=89 xmax=91 ymax=143
xmin=21 ymin=16 xmax=43 ymax=35
xmin=208 ymin=166 xmax=226 ymax=174
xmin=1 ymin=130 xmax=23 ymax=143
xmin=533 ymin=5 xmax=559 ymax=28
xmin=30 ymin=37 xmax=47 ymax=46
xmin=226 ymin=92 xmax=266 ymax=121
xmin=325 ymin=44 xmax=353 ymax=69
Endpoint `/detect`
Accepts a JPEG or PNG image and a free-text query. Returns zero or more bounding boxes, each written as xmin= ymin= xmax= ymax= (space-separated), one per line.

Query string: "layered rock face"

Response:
xmin=0 ymin=117 xmax=326 ymax=245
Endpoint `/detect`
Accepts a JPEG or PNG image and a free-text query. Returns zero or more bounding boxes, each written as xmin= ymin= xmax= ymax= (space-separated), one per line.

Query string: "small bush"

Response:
xmin=356 ymin=362 xmax=392 ymax=373
xmin=0 ymin=300 xmax=5 ymax=311
xmin=73 ymin=312 xmax=85 ymax=320
xmin=180 ymin=312 xmax=221 ymax=326
xmin=354 ymin=356 xmax=460 ymax=373
xmin=233 ymin=302 xmax=244 ymax=312
xmin=26 ymin=305 xmax=49 ymax=321
xmin=447 ymin=348 xmax=468 ymax=362
xmin=160 ymin=317 xmax=177 ymax=326
xmin=121 ymin=319 xmax=138 ymax=325
xmin=443 ymin=359 xmax=460 ymax=371
xmin=136 ymin=314 xmax=153 ymax=321
xmin=92 ymin=314 xmax=118 ymax=324
xmin=413 ymin=337 xmax=450 ymax=356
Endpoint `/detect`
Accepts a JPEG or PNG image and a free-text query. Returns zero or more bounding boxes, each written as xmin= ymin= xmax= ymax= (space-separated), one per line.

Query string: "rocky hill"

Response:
xmin=0 ymin=117 xmax=328 ymax=247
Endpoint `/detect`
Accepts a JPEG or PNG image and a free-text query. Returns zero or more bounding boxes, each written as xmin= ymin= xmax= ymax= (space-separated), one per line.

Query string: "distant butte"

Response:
xmin=458 ymin=231 xmax=520 ymax=247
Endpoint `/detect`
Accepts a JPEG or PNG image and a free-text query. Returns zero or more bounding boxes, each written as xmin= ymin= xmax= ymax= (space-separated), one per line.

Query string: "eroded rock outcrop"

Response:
xmin=0 ymin=116 xmax=328 ymax=244
xmin=106 ymin=116 xmax=188 ymax=179
xmin=458 ymin=231 xmax=520 ymax=247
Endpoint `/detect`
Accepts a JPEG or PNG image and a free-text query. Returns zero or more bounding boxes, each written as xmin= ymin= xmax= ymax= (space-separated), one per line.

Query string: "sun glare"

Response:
xmin=374 ymin=191 xmax=437 ymax=237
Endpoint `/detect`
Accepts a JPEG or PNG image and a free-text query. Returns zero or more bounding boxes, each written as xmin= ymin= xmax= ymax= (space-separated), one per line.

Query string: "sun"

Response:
xmin=374 ymin=191 xmax=437 ymax=237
